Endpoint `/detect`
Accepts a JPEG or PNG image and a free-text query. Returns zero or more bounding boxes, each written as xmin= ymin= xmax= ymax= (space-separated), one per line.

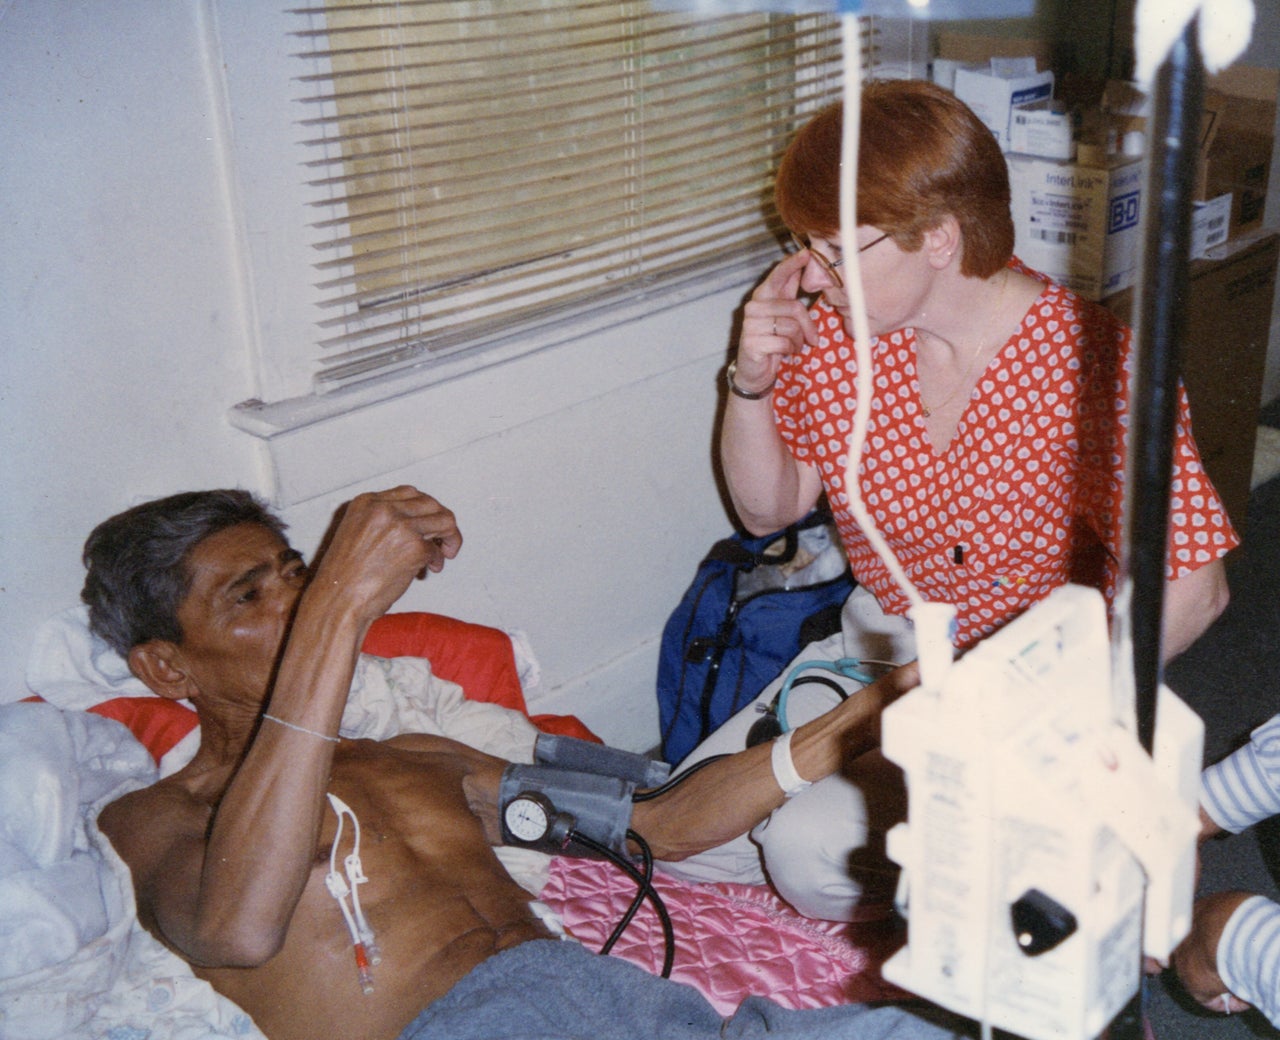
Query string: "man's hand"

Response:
xmin=307 ymin=486 xmax=462 ymax=628
xmin=1171 ymin=890 xmax=1254 ymax=1014
xmin=733 ymin=251 xmax=819 ymax=395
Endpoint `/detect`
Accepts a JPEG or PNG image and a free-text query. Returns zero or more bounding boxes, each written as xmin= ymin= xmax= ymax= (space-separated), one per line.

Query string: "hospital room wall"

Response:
xmin=4 ymin=2 xmax=1277 ymax=752
xmin=0 ymin=0 xmax=734 ymax=749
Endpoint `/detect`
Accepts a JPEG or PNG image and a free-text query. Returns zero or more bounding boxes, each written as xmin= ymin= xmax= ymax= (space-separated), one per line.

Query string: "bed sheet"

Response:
xmin=0 ymin=701 xmax=263 ymax=1040
xmin=542 ymin=856 xmax=908 ymax=1017
xmin=5 ymin=610 xmax=908 ymax=1039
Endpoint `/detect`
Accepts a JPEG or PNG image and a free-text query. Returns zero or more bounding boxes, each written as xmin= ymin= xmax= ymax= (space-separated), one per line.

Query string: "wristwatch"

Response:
xmin=726 ymin=360 xmax=777 ymax=400
xmin=501 ymin=791 xmax=574 ymax=851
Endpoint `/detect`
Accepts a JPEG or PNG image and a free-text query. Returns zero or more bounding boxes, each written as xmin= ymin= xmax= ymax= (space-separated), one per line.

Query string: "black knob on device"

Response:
xmin=1010 ymin=888 xmax=1078 ymax=956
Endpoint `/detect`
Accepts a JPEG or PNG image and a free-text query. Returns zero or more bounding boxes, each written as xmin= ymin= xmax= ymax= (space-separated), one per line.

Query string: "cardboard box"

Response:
xmin=1009 ymin=100 xmax=1076 ymax=160
xmin=936 ymin=30 xmax=1054 ymax=71
xmin=955 ymin=62 xmax=1055 ymax=151
xmin=1201 ymin=67 xmax=1277 ymax=238
xmin=1103 ymin=235 xmax=1279 ymax=535
xmin=1008 ymin=153 xmax=1143 ymax=299
xmin=931 ymin=58 xmax=981 ymax=92
xmin=1102 ymin=67 xmax=1276 ymax=241
xmin=1191 ymin=194 xmax=1232 ymax=259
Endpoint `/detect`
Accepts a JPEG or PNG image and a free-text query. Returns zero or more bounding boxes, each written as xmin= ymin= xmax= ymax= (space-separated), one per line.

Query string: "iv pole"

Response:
xmin=1110 ymin=15 xmax=1205 ymax=1040
xmin=1125 ymin=15 xmax=1205 ymax=756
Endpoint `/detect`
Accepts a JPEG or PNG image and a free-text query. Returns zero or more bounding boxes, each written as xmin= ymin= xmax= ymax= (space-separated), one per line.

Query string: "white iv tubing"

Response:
xmin=325 ymin=792 xmax=382 ymax=995
xmin=837 ymin=12 xmax=956 ymax=689
xmin=836 ymin=24 xmax=922 ymax=614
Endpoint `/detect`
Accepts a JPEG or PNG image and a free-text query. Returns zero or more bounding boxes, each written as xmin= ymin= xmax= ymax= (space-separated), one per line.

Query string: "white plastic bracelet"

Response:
xmin=771 ymin=730 xmax=813 ymax=798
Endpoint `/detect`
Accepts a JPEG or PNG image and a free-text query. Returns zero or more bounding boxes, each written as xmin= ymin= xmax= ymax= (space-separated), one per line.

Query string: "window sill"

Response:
xmin=227 ymin=276 xmax=753 ymax=505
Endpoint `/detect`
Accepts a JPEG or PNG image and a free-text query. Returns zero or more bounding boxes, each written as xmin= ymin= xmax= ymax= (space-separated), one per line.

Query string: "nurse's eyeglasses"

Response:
xmin=788 ymin=231 xmax=890 ymax=288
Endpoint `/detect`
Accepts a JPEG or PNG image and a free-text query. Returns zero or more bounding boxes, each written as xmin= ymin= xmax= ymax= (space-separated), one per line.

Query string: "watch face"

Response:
xmin=504 ymin=795 xmax=550 ymax=843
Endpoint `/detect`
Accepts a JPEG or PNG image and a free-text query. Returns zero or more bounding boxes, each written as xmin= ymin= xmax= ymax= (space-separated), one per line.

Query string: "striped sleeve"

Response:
xmin=1201 ymin=714 xmax=1280 ymax=833
xmin=1218 ymin=895 xmax=1280 ymax=1026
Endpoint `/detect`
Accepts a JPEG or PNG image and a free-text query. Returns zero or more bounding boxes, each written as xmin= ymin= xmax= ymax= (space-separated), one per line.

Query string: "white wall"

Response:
xmin=0 ymin=0 xmax=739 ymax=749
xmin=0 ymin=4 xmax=264 ymax=681
xmin=4 ymin=1 xmax=1276 ymax=750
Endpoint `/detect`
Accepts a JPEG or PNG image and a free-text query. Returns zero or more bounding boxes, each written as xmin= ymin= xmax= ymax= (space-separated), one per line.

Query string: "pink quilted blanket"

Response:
xmin=540 ymin=856 xmax=910 ymax=1016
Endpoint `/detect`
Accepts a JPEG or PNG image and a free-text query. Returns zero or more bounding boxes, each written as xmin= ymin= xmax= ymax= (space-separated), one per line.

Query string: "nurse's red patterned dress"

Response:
xmin=772 ymin=267 xmax=1238 ymax=650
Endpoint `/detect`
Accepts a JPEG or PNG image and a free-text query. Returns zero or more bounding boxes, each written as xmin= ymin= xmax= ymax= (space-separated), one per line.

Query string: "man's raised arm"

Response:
xmin=101 ymin=487 xmax=460 ymax=967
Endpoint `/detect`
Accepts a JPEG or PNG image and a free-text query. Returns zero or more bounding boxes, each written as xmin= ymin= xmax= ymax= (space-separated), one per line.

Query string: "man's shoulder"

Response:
xmin=98 ymin=771 xmax=216 ymax=865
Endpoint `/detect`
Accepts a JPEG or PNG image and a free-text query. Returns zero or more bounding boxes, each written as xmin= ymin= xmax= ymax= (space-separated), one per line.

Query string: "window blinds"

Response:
xmin=291 ymin=1 xmax=853 ymax=393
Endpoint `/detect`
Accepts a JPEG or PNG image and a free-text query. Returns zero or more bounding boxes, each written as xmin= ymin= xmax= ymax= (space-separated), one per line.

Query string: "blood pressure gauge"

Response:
xmin=501 ymin=791 xmax=574 ymax=851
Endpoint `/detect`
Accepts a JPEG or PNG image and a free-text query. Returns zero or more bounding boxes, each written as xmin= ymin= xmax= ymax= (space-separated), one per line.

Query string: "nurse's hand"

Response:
xmin=733 ymin=251 xmax=819 ymax=395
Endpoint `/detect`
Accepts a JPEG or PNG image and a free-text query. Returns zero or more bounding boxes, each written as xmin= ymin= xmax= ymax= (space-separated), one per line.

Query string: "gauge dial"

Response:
xmin=504 ymin=792 xmax=553 ymax=843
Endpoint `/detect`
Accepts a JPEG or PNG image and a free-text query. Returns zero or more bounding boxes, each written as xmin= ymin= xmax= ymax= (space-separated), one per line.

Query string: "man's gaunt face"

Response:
xmin=170 ymin=522 xmax=310 ymax=708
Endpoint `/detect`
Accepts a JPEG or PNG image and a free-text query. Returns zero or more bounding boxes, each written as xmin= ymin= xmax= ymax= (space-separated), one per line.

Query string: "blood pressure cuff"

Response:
xmin=534 ymin=733 xmax=671 ymax=788
xmin=499 ymin=763 xmax=636 ymax=857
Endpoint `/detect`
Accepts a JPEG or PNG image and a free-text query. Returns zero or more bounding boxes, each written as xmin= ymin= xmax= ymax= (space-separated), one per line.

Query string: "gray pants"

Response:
xmin=399 ymin=939 xmax=972 ymax=1040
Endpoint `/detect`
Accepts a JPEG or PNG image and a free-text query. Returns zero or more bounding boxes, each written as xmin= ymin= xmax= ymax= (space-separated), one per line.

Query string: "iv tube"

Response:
xmin=836 ymin=11 xmax=956 ymax=688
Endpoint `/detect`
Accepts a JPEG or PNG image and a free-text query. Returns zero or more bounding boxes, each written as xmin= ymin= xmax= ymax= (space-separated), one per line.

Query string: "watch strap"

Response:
xmin=727 ymin=359 xmax=776 ymax=400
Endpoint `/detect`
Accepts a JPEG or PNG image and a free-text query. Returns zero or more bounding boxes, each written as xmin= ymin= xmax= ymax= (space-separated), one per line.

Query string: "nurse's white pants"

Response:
xmin=659 ymin=587 xmax=918 ymax=921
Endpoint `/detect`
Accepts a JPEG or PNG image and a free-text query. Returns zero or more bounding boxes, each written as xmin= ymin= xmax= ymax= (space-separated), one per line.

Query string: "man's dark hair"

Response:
xmin=81 ymin=490 xmax=288 ymax=657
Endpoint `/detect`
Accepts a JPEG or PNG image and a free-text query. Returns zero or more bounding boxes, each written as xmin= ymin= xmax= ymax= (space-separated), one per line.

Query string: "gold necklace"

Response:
xmin=919 ymin=272 xmax=1009 ymax=419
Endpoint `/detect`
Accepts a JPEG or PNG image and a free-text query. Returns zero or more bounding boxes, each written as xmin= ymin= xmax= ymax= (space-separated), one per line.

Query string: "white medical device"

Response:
xmin=880 ymin=585 xmax=1203 ymax=1040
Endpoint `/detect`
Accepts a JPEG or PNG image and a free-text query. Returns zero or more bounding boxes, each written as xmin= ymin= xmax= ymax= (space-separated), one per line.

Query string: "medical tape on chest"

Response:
xmin=325 ymin=792 xmax=381 ymax=994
